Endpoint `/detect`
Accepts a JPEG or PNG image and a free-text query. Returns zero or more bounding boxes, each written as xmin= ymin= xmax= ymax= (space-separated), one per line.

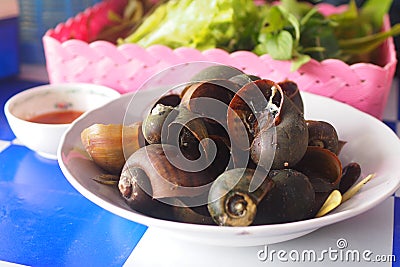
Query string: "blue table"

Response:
xmin=0 ymin=76 xmax=147 ymax=267
xmin=1 ymin=72 xmax=400 ymax=266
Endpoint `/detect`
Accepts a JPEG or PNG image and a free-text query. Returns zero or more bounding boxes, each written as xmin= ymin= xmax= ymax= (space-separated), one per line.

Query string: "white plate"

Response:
xmin=58 ymin=90 xmax=400 ymax=247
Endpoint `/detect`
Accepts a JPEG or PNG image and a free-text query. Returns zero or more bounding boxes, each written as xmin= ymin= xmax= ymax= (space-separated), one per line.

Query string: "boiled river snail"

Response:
xmin=80 ymin=65 xmax=368 ymax=226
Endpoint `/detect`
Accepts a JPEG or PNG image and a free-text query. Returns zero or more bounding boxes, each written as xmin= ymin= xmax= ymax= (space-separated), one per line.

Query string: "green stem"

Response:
xmin=339 ymin=24 xmax=400 ymax=54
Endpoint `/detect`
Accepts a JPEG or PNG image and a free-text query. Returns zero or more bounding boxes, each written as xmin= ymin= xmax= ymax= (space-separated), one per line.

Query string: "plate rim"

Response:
xmin=57 ymin=91 xmax=400 ymax=240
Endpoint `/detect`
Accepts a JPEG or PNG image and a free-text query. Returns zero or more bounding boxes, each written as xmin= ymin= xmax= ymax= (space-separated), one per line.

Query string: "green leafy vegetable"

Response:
xmin=116 ymin=0 xmax=400 ymax=70
xmin=265 ymin=30 xmax=293 ymax=60
xmin=119 ymin=0 xmax=260 ymax=52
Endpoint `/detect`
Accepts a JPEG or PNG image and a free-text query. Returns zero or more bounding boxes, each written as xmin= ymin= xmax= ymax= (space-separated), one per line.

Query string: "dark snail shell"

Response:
xmin=227 ymin=79 xmax=280 ymax=151
xmin=204 ymin=134 xmax=232 ymax=177
xmin=254 ymin=169 xmax=315 ymax=225
xmin=207 ymin=168 xmax=274 ymax=226
xmin=294 ymin=146 xmax=342 ymax=192
xmin=119 ymin=172 xmax=210 ymax=223
xmin=339 ymin=162 xmax=362 ymax=194
xmin=229 ymin=74 xmax=261 ymax=87
xmin=166 ymin=107 xmax=210 ymax=161
xmin=306 ymin=120 xmax=340 ymax=155
xmin=170 ymin=198 xmax=215 ymax=225
xmin=152 ymin=93 xmax=181 ymax=109
xmin=144 ymin=102 xmax=211 ymax=161
xmin=294 ymin=146 xmax=343 ymax=214
xmin=180 ymin=80 xmax=239 ymax=124
xmin=278 ymin=80 xmax=304 ymax=113
xmin=247 ymin=80 xmax=309 ymax=170
xmin=142 ymin=103 xmax=177 ymax=144
xmin=119 ymin=167 xmax=166 ymax=215
xmin=118 ymin=144 xmax=215 ymax=200
xmin=203 ymin=117 xmax=230 ymax=141
xmin=190 ymin=65 xmax=244 ymax=82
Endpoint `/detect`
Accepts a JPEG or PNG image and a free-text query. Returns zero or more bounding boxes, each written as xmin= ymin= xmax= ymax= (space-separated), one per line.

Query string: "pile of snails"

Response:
xmin=80 ymin=66 xmax=368 ymax=227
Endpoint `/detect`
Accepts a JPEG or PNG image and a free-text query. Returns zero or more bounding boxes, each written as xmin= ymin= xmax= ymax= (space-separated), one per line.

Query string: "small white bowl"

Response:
xmin=4 ymin=83 xmax=120 ymax=160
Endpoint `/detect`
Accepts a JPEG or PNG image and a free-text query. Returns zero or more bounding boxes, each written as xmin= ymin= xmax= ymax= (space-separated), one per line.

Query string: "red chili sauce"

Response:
xmin=28 ymin=110 xmax=84 ymax=124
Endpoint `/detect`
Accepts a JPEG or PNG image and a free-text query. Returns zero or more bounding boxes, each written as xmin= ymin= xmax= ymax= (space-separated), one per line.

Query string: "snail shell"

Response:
xmin=278 ymin=80 xmax=304 ymax=113
xmin=81 ymin=122 xmax=145 ymax=174
xmin=294 ymin=146 xmax=342 ymax=192
xmin=142 ymin=104 xmax=177 ymax=144
xmin=229 ymin=74 xmax=261 ymax=87
xmin=306 ymin=120 xmax=340 ymax=154
xmin=294 ymin=146 xmax=343 ymax=214
xmin=166 ymin=107 xmax=210 ymax=161
xmin=339 ymin=162 xmax=361 ymax=194
xmin=248 ymin=80 xmax=309 ymax=170
xmin=227 ymin=80 xmax=270 ymax=150
xmin=207 ymin=168 xmax=273 ymax=226
xmin=119 ymin=144 xmax=216 ymax=200
xmin=190 ymin=65 xmax=244 ymax=82
xmin=170 ymin=198 xmax=215 ymax=225
xmin=254 ymin=169 xmax=315 ymax=224
xmin=152 ymin=93 xmax=181 ymax=109
xmin=141 ymin=93 xmax=182 ymax=145
xmin=180 ymin=80 xmax=239 ymax=125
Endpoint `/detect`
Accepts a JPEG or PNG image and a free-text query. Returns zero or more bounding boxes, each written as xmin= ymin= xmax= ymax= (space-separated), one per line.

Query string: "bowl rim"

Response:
xmin=4 ymin=82 xmax=121 ymax=126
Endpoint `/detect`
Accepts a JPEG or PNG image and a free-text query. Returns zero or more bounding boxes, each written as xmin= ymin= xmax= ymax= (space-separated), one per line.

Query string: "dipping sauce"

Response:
xmin=28 ymin=110 xmax=84 ymax=124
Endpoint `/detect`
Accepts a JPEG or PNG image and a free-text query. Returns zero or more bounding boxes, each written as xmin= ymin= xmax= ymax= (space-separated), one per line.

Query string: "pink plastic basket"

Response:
xmin=43 ymin=0 xmax=397 ymax=119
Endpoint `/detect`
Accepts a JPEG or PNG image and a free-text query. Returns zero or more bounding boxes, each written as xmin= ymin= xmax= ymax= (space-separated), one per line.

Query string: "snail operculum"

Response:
xmin=207 ymin=168 xmax=273 ymax=226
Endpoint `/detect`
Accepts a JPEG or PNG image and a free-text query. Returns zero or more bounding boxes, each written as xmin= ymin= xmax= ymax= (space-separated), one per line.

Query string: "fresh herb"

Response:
xmin=255 ymin=0 xmax=400 ymax=69
xmin=93 ymin=0 xmax=151 ymax=43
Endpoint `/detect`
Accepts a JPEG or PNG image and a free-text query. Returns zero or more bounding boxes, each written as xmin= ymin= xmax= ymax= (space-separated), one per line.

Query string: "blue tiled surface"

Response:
xmin=387 ymin=79 xmax=400 ymax=267
xmin=383 ymin=78 xmax=400 ymax=137
xmin=384 ymin=120 xmax=398 ymax=134
xmin=0 ymin=77 xmax=45 ymax=141
xmin=0 ymin=77 xmax=147 ymax=266
xmin=393 ymin=198 xmax=400 ymax=267
xmin=0 ymin=17 xmax=19 ymax=79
